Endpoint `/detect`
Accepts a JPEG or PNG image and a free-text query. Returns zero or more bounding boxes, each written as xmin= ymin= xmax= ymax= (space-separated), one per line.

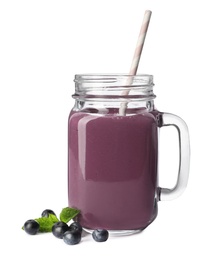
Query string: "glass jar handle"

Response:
xmin=159 ymin=113 xmax=190 ymax=201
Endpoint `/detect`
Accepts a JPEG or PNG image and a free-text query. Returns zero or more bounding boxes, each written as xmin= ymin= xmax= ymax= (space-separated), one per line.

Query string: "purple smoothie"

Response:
xmin=68 ymin=111 xmax=158 ymax=230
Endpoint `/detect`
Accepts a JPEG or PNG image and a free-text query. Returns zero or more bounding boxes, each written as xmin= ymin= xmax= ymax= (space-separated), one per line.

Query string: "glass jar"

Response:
xmin=68 ymin=74 xmax=190 ymax=235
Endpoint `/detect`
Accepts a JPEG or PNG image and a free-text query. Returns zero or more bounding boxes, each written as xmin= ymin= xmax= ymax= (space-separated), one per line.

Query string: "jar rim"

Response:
xmin=74 ymin=74 xmax=153 ymax=85
xmin=73 ymin=74 xmax=155 ymax=101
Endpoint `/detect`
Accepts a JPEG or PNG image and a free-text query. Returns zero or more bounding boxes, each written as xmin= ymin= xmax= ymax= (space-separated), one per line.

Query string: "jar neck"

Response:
xmin=74 ymin=99 xmax=155 ymax=114
xmin=72 ymin=74 xmax=156 ymax=115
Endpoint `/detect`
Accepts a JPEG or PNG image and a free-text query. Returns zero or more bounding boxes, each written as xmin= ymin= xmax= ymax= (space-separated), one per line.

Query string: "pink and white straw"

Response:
xmin=119 ymin=10 xmax=152 ymax=115
xmin=128 ymin=10 xmax=152 ymax=76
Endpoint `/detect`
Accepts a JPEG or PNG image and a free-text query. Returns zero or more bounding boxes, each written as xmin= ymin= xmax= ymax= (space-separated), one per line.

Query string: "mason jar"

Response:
xmin=68 ymin=74 xmax=190 ymax=235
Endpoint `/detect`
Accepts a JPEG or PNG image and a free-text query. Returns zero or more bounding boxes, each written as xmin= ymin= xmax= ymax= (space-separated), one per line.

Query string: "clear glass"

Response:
xmin=68 ymin=74 xmax=190 ymax=235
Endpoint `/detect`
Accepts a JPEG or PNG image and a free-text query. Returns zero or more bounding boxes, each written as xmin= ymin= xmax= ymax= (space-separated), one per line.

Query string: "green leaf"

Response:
xmin=59 ymin=207 xmax=80 ymax=223
xmin=35 ymin=214 xmax=59 ymax=232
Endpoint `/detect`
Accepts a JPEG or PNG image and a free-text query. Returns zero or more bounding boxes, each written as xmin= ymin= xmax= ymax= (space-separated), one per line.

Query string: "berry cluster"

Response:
xmin=23 ymin=209 xmax=109 ymax=245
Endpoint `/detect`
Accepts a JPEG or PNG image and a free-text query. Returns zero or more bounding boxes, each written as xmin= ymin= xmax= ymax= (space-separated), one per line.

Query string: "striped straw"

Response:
xmin=119 ymin=10 xmax=152 ymax=115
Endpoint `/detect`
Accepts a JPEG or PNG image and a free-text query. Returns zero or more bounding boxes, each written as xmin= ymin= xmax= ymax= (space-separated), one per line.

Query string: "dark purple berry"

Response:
xmin=41 ymin=209 xmax=56 ymax=218
xmin=24 ymin=219 xmax=39 ymax=235
xmin=69 ymin=222 xmax=82 ymax=234
xmin=63 ymin=230 xmax=81 ymax=245
xmin=92 ymin=229 xmax=109 ymax=242
xmin=52 ymin=222 xmax=69 ymax=239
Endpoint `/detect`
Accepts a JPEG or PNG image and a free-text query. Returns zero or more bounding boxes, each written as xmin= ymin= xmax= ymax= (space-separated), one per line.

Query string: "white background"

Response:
xmin=0 ymin=0 xmax=211 ymax=259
